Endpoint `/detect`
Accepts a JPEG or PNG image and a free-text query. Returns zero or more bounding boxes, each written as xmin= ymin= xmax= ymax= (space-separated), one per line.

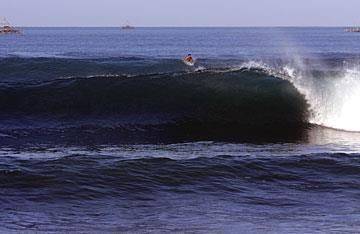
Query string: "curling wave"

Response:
xmin=232 ymin=61 xmax=360 ymax=132
xmin=1 ymin=56 xmax=360 ymax=141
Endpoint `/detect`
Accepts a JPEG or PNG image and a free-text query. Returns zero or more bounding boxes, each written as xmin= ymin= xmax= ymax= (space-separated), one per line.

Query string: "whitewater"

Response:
xmin=236 ymin=60 xmax=360 ymax=132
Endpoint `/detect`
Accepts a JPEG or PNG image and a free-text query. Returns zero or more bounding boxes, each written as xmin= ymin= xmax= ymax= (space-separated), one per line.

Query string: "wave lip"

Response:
xmin=237 ymin=60 xmax=360 ymax=132
xmin=282 ymin=64 xmax=360 ymax=132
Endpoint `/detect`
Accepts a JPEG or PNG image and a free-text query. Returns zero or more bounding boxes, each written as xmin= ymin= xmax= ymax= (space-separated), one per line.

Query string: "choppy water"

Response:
xmin=1 ymin=27 xmax=360 ymax=233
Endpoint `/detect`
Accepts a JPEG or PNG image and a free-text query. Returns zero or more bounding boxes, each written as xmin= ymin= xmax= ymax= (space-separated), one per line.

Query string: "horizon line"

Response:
xmin=15 ymin=25 xmax=353 ymax=28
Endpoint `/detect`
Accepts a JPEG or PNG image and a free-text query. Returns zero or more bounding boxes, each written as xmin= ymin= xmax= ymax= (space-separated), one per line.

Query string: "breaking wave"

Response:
xmin=228 ymin=61 xmax=360 ymax=132
xmin=284 ymin=64 xmax=360 ymax=132
xmin=1 ymin=56 xmax=360 ymax=137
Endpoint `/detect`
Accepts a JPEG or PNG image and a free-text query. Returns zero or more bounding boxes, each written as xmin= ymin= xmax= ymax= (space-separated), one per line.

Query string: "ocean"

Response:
xmin=1 ymin=27 xmax=360 ymax=233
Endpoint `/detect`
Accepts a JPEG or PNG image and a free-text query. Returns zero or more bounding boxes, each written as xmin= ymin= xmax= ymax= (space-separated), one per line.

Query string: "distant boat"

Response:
xmin=0 ymin=17 xmax=21 ymax=34
xmin=122 ymin=22 xmax=135 ymax=30
xmin=345 ymin=27 xmax=360 ymax=33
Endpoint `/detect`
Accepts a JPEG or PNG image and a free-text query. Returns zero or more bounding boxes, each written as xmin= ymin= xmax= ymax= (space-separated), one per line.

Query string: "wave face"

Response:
xmin=2 ymin=55 xmax=360 ymax=144
xmin=1 ymin=72 xmax=307 ymax=118
xmin=0 ymin=61 xmax=309 ymax=126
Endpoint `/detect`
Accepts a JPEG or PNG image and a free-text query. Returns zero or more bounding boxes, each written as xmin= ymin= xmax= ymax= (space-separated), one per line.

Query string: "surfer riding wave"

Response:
xmin=183 ymin=54 xmax=195 ymax=66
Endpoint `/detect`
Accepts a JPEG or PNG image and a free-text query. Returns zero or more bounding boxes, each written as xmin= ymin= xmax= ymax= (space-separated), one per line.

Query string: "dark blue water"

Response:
xmin=1 ymin=28 xmax=360 ymax=233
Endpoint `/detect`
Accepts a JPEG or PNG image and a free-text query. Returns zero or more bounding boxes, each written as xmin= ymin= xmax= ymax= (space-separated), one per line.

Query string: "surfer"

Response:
xmin=184 ymin=54 xmax=194 ymax=63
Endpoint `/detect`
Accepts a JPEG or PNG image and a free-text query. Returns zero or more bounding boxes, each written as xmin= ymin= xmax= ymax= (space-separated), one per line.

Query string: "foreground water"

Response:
xmin=1 ymin=28 xmax=360 ymax=233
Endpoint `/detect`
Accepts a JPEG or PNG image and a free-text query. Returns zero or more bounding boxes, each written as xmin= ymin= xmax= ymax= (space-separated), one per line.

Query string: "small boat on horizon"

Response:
xmin=0 ymin=17 xmax=21 ymax=35
xmin=122 ymin=21 xmax=135 ymax=30
xmin=345 ymin=27 xmax=360 ymax=33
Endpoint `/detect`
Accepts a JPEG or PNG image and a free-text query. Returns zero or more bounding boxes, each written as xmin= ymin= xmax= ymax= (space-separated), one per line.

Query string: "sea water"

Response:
xmin=0 ymin=27 xmax=360 ymax=232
